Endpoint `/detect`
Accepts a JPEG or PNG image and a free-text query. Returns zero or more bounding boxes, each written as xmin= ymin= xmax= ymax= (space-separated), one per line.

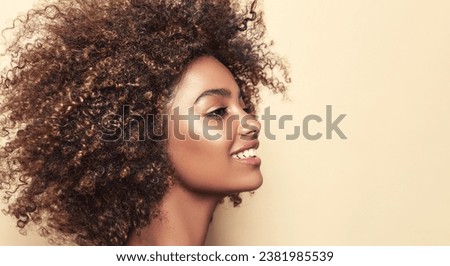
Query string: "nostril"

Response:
xmin=241 ymin=120 xmax=260 ymax=136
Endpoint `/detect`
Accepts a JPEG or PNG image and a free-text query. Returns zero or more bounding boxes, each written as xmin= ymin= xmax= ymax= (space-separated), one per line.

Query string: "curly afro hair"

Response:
xmin=0 ymin=0 xmax=288 ymax=245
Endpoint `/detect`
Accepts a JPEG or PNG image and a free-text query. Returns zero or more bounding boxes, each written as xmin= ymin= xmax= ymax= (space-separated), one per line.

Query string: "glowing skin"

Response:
xmin=167 ymin=56 xmax=262 ymax=193
xmin=127 ymin=56 xmax=262 ymax=245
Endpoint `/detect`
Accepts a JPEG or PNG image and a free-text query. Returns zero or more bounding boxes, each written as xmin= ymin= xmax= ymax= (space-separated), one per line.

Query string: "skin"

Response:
xmin=127 ymin=56 xmax=262 ymax=245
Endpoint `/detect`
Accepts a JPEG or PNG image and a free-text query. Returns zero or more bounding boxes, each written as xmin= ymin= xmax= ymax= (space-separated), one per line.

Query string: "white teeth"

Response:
xmin=232 ymin=148 xmax=257 ymax=159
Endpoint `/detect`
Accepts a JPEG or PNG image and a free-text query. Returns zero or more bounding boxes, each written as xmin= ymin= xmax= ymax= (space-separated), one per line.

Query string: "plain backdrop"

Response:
xmin=1 ymin=0 xmax=450 ymax=245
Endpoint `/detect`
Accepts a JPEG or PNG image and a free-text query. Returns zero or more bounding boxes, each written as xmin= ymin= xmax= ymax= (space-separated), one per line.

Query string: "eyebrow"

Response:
xmin=193 ymin=88 xmax=242 ymax=105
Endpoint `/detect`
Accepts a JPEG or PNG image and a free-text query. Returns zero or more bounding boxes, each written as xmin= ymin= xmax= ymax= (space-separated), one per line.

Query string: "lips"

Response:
xmin=230 ymin=140 xmax=259 ymax=157
xmin=230 ymin=140 xmax=261 ymax=166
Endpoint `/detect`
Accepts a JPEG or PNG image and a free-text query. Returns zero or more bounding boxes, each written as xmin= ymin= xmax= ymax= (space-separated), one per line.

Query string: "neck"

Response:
xmin=127 ymin=183 xmax=221 ymax=246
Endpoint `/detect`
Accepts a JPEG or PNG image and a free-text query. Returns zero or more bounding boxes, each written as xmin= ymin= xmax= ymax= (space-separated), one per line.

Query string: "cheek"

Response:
xmin=167 ymin=119 xmax=233 ymax=190
xmin=167 ymin=117 xmax=263 ymax=193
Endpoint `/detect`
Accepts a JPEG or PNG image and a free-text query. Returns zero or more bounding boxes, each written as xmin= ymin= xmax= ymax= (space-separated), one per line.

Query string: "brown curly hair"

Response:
xmin=0 ymin=0 xmax=288 ymax=245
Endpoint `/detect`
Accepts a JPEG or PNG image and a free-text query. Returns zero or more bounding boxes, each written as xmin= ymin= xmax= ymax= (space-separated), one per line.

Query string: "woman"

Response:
xmin=0 ymin=0 xmax=288 ymax=245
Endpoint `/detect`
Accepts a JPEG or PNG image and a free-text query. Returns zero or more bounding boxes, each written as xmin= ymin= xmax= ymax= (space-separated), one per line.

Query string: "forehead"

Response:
xmin=170 ymin=56 xmax=240 ymax=107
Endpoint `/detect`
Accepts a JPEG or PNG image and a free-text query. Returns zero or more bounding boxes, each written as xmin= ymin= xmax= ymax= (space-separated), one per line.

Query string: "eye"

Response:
xmin=206 ymin=107 xmax=228 ymax=119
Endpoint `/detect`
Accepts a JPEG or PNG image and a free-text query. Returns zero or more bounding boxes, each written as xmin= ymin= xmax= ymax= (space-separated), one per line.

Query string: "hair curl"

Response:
xmin=0 ymin=0 xmax=288 ymax=245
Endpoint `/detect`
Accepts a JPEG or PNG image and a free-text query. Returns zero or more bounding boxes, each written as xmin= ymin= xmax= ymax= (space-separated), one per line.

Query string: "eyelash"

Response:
xmin=206 ymin=105 xmax=253 ymax=119
xmin=206 ymin=107 xmax=228 ymax=119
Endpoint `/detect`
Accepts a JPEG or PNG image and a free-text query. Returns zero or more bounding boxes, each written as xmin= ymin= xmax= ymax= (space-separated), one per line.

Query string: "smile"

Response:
xmin=231 ymin=148 xmax=257 ymax=159
xmin=231 ymin=147 xmax=261 ymax=166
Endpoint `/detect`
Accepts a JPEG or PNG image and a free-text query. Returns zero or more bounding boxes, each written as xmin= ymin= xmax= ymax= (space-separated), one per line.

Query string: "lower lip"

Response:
xmin=232 ymin=156 xmax=262 ymax=166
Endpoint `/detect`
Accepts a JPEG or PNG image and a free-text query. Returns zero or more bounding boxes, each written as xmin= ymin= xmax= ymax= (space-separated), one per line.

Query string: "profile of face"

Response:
xmin=0 ymin=0 xmax=289 ymax=246
xmin=167 ymin=56 xmax=263 ymax=195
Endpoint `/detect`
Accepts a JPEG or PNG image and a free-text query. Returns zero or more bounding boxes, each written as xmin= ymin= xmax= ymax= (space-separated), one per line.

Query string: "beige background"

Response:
xmin=1 ymin=0 xmax=450 ymax=245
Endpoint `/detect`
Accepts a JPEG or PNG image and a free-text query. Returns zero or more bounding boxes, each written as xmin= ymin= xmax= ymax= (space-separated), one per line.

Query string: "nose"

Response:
xmin=238 ymin=112 xmax=261 ymax=139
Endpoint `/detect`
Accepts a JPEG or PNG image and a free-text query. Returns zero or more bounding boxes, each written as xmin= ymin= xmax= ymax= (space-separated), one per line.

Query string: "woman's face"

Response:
xmin=167 ymin=56 xmax=262 ymax=194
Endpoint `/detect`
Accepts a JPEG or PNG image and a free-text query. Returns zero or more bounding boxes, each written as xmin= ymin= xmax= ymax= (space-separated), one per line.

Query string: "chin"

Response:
xmin=248 ymin=175 xmax=264 ymax=191
xmin=232 ymin=172 xmax=264 ymax=193
xmin=179 ymin=171 xmax=263 ymax=195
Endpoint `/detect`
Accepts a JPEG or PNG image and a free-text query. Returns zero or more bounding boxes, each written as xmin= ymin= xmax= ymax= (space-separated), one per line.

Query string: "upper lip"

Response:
xmin=230 ymin=140 xmax=260 ymax=156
